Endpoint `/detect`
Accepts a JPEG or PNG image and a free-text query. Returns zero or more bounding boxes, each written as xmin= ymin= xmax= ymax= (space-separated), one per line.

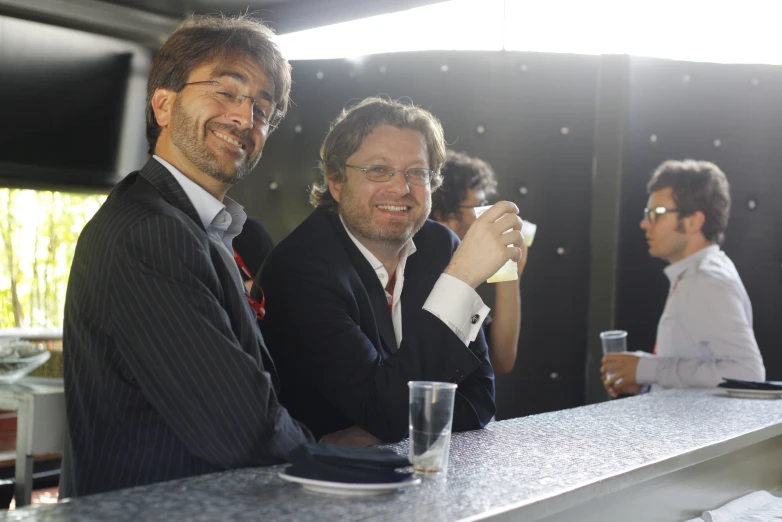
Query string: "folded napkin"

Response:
xmin=684 ymin=490 xmax=782 ymax=522
xmin=285 ymin=444 xmax=412 ymax=484
xmin=718 ymin=379 xmax=782 ymax=391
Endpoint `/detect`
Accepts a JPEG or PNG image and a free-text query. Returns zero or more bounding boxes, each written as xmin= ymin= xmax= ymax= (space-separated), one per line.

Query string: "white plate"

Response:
xmin=278 ymin=471 xmax=421 ymax=497
xmin=722 ymin=387 xmax=782 ymax=400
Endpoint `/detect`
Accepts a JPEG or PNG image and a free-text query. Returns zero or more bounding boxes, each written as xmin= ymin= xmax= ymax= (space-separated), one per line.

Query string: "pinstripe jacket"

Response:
xmin=63 ymin=159 xmax=313 ymax=497
xmin=259 ymin=208 xmax=496 ymax=442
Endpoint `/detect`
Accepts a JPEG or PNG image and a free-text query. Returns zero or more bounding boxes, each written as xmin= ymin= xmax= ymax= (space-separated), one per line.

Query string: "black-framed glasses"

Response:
xmin=182 ymin=79 xmax=276 ymax=128
xmin=344 ymin=164 xmax=434 ymax=186
xmin=644 ymin=206 xmax=679 ymax=223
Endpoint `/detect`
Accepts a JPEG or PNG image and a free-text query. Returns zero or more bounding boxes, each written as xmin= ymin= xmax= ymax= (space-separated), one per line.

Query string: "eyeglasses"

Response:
xmin=344 ymin=164 xmax=434 ymax=186
xmin=182 ymin=79 xmax=276 ymax=128
xmin=643 ymin=206 xmax=679 ymax=224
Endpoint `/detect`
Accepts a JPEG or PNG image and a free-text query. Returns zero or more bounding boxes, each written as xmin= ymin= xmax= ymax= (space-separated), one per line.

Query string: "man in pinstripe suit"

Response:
xmin=63 ymin=15 xmax=313 ymax=497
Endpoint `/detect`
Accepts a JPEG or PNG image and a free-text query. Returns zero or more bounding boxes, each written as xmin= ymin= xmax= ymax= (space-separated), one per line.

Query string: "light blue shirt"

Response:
xmin=153 ymin=155 xmax=246 ymax=286
xmin=635 ymin=244 xmax=765 ymax=389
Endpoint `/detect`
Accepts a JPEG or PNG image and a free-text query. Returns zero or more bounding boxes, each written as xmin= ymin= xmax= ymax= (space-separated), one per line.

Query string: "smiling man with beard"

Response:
xmin=258 ymin=97 xmax=524 ymax=443
xmin=63 ymin=15 xmax=314 ymax=497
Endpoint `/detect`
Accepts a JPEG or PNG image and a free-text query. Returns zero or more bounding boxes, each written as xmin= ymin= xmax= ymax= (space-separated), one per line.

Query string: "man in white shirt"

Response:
xmin=602 ymin=159 xmax=765 ymax=396
xmin=259 ymin=97 xmax=523 ymax=443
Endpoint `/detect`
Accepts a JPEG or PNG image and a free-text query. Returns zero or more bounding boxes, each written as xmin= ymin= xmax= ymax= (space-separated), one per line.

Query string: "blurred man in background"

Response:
xmin=602 ymin=160 xmax=765 ymax=395
xmin=432 ymin=151 xmax=528 ymax=375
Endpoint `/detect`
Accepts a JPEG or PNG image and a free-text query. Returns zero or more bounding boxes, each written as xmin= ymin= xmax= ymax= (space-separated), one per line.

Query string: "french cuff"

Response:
xmin=634 ymin=352 xmax=658 ymax=385
xmin=423 ymin=273 xmax=490 ymax=346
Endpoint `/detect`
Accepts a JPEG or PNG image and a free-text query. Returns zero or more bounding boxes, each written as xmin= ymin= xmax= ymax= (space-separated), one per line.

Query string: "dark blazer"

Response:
xmin=258 ymin=207 xmax=495 ymax=442
xmin=63 ymin=159 xmax=312 ymax=497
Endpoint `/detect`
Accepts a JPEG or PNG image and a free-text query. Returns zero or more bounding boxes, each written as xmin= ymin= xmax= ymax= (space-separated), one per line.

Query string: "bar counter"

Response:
xmin=4 ymin=389 xmax=782 ymax=521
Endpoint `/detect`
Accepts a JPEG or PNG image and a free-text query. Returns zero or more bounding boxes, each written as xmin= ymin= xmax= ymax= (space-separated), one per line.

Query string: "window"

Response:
xmin=0 ymin=189 xmax=106 ymax=329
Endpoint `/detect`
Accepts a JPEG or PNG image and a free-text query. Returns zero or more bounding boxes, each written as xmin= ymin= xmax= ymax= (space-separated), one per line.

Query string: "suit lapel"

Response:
xmin=139 ymin=158 xmax=282 ymax=390
xmin=138 ymin=158 xmax=204 ymax=230
xmin=324 ymin=210 xmax=398 ymax=355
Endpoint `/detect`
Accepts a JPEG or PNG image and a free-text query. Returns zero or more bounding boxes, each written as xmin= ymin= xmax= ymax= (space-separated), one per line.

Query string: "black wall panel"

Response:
xmin=234 ymin=51 xmax=599 ymax=419
xmin=617 ymin=57 xmax=782 ymax=378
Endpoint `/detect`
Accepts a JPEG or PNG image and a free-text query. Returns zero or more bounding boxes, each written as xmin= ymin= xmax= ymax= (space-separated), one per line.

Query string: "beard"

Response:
xmin=338 ymin=181 xmax=430 ymax=250
xmin=169 ymin=96 xmax=261 ymax=186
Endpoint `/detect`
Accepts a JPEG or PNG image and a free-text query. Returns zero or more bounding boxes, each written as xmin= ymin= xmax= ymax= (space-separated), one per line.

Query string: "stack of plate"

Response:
xmin=0 ymin=339 xmax=50 ymax=384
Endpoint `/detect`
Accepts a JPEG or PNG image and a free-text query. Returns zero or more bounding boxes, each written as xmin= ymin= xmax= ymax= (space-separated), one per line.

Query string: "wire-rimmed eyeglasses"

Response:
xmin=182 ymin=79 xmax=276 ymax=128
xmin=344 ymin=164 xmax=434 ymax=186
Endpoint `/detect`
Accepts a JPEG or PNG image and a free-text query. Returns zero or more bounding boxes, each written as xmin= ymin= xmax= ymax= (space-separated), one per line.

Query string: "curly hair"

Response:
xmin=647 ymin=159 xmax=731 ymax=244
xmin=145 ymin=14 xmax=291 ymax=154
xmin=431 ymin=150 xmax=497 ymax=221
xmin=309 ymin=96 xmax=446 ymax=211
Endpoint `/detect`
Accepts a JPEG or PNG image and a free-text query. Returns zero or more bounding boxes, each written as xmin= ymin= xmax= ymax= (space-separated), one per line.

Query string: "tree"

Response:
xmin=0 ymin=188 xmax=106 ymax=329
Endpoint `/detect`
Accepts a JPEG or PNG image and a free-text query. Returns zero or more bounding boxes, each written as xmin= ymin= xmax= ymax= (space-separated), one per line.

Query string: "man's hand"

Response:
xmin=601 ymin=353 xmax=642 ymax=397
xmin=318 ymin=425 xmax=382 ymax=447
xmin=516 ymin=243 xmax=529 ymax=278
xmin=445 ymin=201 xmax=523 ymax=288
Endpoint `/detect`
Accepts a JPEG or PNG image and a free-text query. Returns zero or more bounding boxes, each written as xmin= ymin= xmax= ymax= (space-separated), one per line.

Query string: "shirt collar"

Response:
xmin=663 ymin=244 xmax=720 ymax=283
xmin=339 ymin=215 xmax=417 ymax=280
xmin=153 ymin=155 xmax=245 ymax=233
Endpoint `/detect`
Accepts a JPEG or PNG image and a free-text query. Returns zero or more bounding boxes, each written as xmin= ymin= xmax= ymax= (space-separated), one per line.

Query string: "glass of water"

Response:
xmin=600 ymin=330 xmax=628 ymax=380
xmin=408 ymin=381 xmax=457 ymax=474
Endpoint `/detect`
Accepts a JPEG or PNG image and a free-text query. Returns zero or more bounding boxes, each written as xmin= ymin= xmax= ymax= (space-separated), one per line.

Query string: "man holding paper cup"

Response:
xmin=258 ymin=97 xmax=523 ymax=444
xmin=432 ymin=151 xmax=534 ymax=374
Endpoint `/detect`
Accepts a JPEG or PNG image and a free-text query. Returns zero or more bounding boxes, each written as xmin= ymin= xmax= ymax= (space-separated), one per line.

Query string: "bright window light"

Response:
xmin=277 ymin=0 xmax=782 ymax=65
xmin=276 ymin=0 xmax=505 ymax=60
xmin=504 ymin=0 xmax=782 ymax=65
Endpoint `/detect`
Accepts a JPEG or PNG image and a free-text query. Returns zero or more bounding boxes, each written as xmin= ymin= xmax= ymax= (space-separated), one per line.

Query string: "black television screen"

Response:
xmin=0 ymin=16 xmax=143 ymax=190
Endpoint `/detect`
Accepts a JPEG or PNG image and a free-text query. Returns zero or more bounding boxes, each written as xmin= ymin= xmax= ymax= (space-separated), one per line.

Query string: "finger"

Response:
xmin=493 ymin=213 xmax=523 ymax=234
xmin=478 ymin=201 xmax=518 ymax=223
xmin=605 ymin=372 xmax=621 ymax=388
xmin=499 ymin=230 xmax=523 ymax=247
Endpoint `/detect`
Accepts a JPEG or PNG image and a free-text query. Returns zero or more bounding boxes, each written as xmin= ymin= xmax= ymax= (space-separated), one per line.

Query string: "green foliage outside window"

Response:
xmin=0 ymin=189 xmax=106 ymax=328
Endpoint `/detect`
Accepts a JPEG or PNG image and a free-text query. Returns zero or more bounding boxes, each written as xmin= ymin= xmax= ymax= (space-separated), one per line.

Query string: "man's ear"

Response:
xmin=151 ymin=88 xmax=175 ymax=128
xmin=327 ymin=174 xmax=342 ymax=203
xmin=686 ymin=210 xmax=706 ymax=235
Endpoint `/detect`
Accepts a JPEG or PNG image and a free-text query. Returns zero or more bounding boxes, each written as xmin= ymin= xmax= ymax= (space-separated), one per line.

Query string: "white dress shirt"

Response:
xmin=340 ymin=218 xmax=489 ymax=349
xmin=635 ymin=244 xmax=765 ymax=390
xmin=153 ymin=155 xmax=246 ymax=287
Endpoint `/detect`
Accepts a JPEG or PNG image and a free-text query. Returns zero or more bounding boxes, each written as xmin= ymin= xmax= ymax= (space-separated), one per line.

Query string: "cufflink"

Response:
xmin=470 ymin=314 xmax=480 ymax=325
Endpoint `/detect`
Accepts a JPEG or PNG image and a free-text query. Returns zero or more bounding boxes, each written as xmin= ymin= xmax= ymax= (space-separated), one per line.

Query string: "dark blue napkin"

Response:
xmin=285 ymin=444 xmax=412 ymax=484
xmin=719 ymin=378 xmax=782 ymax=391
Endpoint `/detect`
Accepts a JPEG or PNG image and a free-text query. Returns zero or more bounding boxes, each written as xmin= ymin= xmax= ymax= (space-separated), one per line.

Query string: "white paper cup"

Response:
xmin=521 ymin=221 xmax=537 ymax=247
xmin=474 ymin=205 xmax=519 ymax=284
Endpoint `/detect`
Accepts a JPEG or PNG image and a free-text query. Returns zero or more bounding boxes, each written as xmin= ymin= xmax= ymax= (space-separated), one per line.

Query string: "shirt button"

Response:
xmin=470 ymin=314 xmax=480 ymax=325
xmin=378 ymin=273 xmax=385 ymax=280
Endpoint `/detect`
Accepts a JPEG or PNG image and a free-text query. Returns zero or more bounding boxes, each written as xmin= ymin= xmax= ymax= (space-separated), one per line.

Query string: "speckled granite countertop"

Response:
xmin=5 ymin=389 xmax=782 ymax=522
